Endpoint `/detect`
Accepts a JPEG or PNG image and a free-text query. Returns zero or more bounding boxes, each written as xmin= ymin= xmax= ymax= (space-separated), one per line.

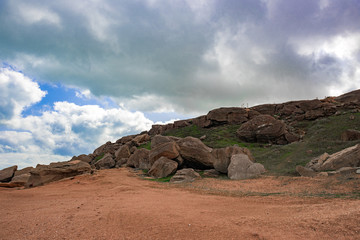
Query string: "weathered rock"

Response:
xmin=212 ymin=146 xmax=254 ymax=173
xmin=14 ymin=167 xmax=34 ymax=177
xmin=148 ymin=157 xmax=178 ymax=178
xmin=237 ymin=115 xmax=287 ymax=144
xmin=9 ymin=167 xmax=34 ymax=186
xmin=227 ymin=154 xmax=265 ymax=180
xmin=0 ymin=165 xmax=17 ymax=182
xmin=127 ymin=148 xmax=150 ymax=169
xmin=192 ymin=115 xmax=211 ymax=128
xmin=71 ymin=154 xmax=93 ymax=164
xmin=177 ymin=137 xmax=215 ymax=169
xmin=149 ymin=142 xmax=180 ymax=166
xmin=94 ymin=153 xmax=115 ymax=170
xmin=151 ymin=135 xmax=174 ymax=149
xmin=115 ymin=145 xmax=131 ymax=162
xmin=341 ymin=129 xmax=360 ymax=141
xmin=10 ymin=173 xmax=31 ymax=186
xmin=337 ymin=167 xmax=358 ymax=175
xmin=25 ymin=160 xmax=91 ymax=188
xmin=307 ymin=144 xmax=360 ymax=171
xmin=296 ymin=166 xmax=317 ymax=177
xmin=93 ymin=141 xmax=119 ymax=156
xmin=132 ymin=134 xmax=150 ymax=146
xmin=202 ymin=169 xmax=221 ymax=177
xmin=116 ymin=134 xmax=136 ymax=144
xmin=306 ymin=153 xmax=329 ymax=171
xmin=207 ymin=107 xmax=249 ymax=124
xmin=170 ymin=168 xmax=201 ymax=183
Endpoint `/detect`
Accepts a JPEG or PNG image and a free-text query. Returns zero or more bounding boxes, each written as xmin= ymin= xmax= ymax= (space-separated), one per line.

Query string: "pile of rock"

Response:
xmin=296 ymin=144 xmax=360 ymax=177
xmin=148 ymin=90 xmax=360 ymax=144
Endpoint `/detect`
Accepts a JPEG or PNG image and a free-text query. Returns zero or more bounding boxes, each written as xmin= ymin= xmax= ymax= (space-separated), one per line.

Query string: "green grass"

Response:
xmin=148 ymin=175 xmax=174 ymax=182
xmin=93 ymin=153 xmax=105 ymax=163
xmin=164 ymin=112 xmax=360 ymax=176
xmin=137 ymin=141 xmax=151 ymax=150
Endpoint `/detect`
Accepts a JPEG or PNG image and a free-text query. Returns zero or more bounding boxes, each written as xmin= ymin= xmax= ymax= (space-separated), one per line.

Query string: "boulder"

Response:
xmin=170 ymin=168 xmax=201 ymax=183
xmin=132 ymin=134 xmax=150 ymax=146
xmin=341 ymin=129 xmax=360 ymax=141
xmin=236 ymin=114 xmax=287 ymax=144
xmin=10 ymin=167 xmax=34 ymax=186
xmin=93 ymin=141 xmax=119 ymax=156
xmin=306 ymin=144 xmax=360 ymax=171
xmin=149 ymin=142 xmax=180 ymax=166
xmin=296 ymin=166 xmax=317 ymax=177
xmin=337 ymin=167 xmax=358 ymax=175
xmin=116 ymin=134 xmax=136 ymax=144
xmin=212 ymin=146 xmax=254 ymax=173
xmin=207 ymin=107 xmax=249 ymax=124
xmin=151 ymin=135 xmax=174 ymax=149
xmin=115 ymin=145 xmax=131 ymax=162
xmin=192 ymin=115 xmax=211 ymax=128
xmin=94 ymin=153 xmax=115 ymax=170
xmin=10 ymin=173 xmax=31 ymax=186
xmin=202 ymin=169 xmax=221 ymax=178
xmin=148 ymin=157 xmax=178 ymax=178
xmin=71 ymin=154 xmax=93 ymax=164
xmin=127 ymin=148 xmax=150 ymax=169
xmin=0 ymin=165 xmax=17 ymax=182
xmin=177 ymin=137 xmax=216 ymax=169
xmin=25 ymin=160 xmax=91 ymax=188
xmin=227 ymin=154 xmax=265 ymax=180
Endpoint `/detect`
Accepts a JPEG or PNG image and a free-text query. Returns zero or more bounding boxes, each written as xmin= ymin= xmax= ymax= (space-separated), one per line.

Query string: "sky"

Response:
xmin=1 ymin=0 xmax=360 ymax=169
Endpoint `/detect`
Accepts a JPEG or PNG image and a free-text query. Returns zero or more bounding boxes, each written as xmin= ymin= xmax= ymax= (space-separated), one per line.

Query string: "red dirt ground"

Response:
xmin=1 ymin=168 xmax=359 ymax=240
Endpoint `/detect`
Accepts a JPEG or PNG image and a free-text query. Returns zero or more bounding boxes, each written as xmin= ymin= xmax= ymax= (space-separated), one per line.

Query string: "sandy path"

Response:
xmin=1 ymin=168 xmax=359 ymax=240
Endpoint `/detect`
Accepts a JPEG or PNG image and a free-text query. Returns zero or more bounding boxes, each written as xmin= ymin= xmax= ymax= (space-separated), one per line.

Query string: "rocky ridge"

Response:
xmin=2 ymin=89 xmax=360 ymax=187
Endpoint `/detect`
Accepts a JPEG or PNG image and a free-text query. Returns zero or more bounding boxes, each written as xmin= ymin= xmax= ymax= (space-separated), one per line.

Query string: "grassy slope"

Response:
xmin=164 ymin=112 xmax=360 ymax=176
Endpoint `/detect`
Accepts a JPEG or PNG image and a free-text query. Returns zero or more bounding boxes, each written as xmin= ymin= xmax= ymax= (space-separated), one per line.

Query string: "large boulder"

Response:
xmin=132 ymin=133 xmax=150 ymax=146
xmin=71 ymin=154 xmax=93 ymax=164
xmin=127 ymin=148 xmax=150 ymax=169
xmin=148 ymin=157 xmax=178 ymax=178
xmin=10 ymin=167 xmax=34 ymax=186
xmin=177 ymin=137 xmax=216 ymax=169
xmin=25 ymin=160 xmax=91 ymax=188
xmin=236 ymin=114 xmax=287 ymax=144
xmin=170 ymin=168 xmax=201 ymax=183
xmin=151 ymin=135 xmax=174 ymax=149
xmin=115 ymin=145 xmax=131 ymax=162
xmin=212 ymin=146 xmax=254 ymax=173
xmin=207 ymin=107 xmax=250 ymax=125
xmin=94 ymin=153 xmax=115 ymax=170
xmin=227 ymin=154 xmax=265 ymax=180
xmin=0 ymin=165 xmax=18 ymax=182
xmin=306 ymin=144 xmax=360 ymax=171
xmin=341 ymin=129 xmax=360 ymax=141
xmin=149 ymin=142 xmax=180 ymax=166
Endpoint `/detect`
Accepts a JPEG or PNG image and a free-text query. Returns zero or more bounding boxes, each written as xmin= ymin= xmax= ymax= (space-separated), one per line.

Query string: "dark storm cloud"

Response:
xmin=0 ymin=0 xmax=359 ymax=114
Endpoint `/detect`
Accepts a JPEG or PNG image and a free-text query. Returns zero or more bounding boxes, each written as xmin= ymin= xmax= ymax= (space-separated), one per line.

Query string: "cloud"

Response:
xmin=0 ymin=0 xmax=359 ymax=115
xmin=0 ymin=68 xmax=154 ymax=169
xmin=0 ymin=67 xmax=46 ymax=121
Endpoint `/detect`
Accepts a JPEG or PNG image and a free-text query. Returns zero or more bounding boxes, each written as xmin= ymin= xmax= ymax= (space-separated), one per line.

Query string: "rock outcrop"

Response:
xmin=236 ymin=115 xmax=298 ymax=144
xmin=127 ymin=148 xmax=150 ymax=169
xmin=212 ymin=145 xmax=254 ymax=173
xmin=25 ymin=160 xmax=91 ymax=188
xmin=0 ymin=165 xmax=18 ymax=182
xmin=170 ymin=168 xmax=201 ymax=183
xmin=227 ymin=154 xmax=265 ymax=180
xmin=94 ymin=153 xmax=115 ymax=170
xmin=177 ymin=137 xmax=216 ymax=169
xmin=306 ymin=144 xmax=360 ymax=171
xmin=148 ymin=157 xmax=178 ymax=178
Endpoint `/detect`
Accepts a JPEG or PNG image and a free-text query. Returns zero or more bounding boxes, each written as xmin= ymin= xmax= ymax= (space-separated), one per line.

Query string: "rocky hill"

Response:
xmin=1 ymin=89 xmax=360 ymax=187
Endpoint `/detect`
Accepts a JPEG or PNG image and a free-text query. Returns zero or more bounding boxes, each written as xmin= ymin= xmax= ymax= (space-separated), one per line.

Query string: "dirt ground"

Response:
xmin=1 ymin=168 xmax=359 ymax=240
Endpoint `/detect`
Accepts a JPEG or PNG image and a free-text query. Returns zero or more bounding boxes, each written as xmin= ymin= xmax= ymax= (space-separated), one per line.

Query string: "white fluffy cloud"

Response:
xmin=0 ymin=68 xmax=154 ymax=169
xmin=0 ymin=67 xmax=46 ymax=121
